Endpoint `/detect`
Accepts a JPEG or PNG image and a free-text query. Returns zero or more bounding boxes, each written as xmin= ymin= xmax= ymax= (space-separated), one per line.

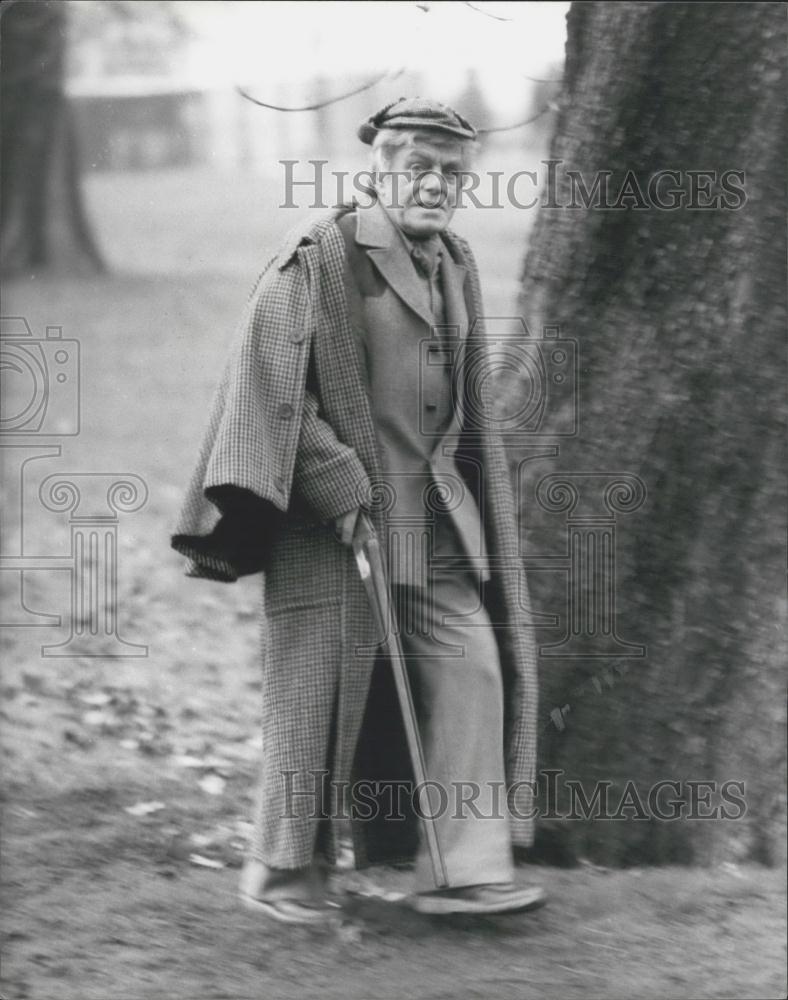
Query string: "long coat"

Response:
xmin=172 ymin=205 xmax=539 ymax=868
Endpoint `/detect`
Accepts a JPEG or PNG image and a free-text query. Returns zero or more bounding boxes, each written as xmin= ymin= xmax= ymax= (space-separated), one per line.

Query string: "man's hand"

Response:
xmin=333 ymin=508 xmax=360 ymax=547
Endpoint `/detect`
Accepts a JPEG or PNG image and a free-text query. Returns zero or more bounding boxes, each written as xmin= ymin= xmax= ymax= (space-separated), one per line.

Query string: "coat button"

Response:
xmin=289 ymin=328 xmax=305 ymax=343
xmin=277 ymin=402 xmax=294 ymax=420
xmin=273 ymin=476 xmax=284 ymax=493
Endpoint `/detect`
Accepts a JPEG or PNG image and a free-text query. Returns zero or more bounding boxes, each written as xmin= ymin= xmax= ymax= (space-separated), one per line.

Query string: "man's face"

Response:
xmin=377 ymin=139 xmax=465 ymax=239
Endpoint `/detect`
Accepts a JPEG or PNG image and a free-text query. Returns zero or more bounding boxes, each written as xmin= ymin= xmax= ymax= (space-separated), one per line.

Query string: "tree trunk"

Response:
xmin=516 ymin=1 xmax=786 ymax=866
xmin=1 ymin=0 xmax=104 ymax=274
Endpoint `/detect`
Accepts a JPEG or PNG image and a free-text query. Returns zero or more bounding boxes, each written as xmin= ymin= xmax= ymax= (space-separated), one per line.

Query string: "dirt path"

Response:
xmin=2 ymin=695 xmax=785 ymax=1000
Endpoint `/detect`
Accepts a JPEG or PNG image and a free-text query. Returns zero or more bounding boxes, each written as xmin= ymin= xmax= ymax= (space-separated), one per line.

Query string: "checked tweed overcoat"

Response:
xmin=172 ymin=205 xmax=539 ymax=869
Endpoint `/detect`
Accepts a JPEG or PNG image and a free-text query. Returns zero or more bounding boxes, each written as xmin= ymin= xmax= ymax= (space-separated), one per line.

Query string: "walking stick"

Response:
xmin=352 ymin=512 xmax=449 ymax=890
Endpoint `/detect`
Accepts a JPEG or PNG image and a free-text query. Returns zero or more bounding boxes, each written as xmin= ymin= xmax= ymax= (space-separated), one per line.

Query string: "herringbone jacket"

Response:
xmin=172 ymin=207 xmax=539 ymax=868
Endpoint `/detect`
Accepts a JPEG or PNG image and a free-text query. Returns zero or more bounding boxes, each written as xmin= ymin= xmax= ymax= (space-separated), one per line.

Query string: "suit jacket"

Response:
xmin=171 ymin=206 xmax=539 ymax=868
xmin=337 ymin=201 xmax=489 ymax=585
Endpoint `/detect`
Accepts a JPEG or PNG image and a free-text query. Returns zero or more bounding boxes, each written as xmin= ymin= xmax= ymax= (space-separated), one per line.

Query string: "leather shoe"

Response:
xmin=412 ymin=882 xmax=546 ymax=916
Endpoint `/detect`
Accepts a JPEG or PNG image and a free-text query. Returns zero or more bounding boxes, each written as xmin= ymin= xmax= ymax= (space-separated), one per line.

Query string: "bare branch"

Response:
xmin=463 ymin=2 xmax=512 ymax=23
xmin=236 ymin=68 xmax=404 ymax=113
xmin=477 ymin=102 xmax=555 ymax=135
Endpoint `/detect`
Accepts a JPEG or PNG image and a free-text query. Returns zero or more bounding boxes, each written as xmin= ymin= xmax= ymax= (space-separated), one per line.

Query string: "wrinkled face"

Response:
xmin=376 ymin=139 xmax=466 ymax=239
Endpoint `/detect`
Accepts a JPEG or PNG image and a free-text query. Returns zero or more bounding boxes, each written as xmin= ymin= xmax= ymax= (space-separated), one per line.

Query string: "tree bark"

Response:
xmin=516 ymin=1 xmax=786 ymax=866
xmin=1 ymin=0 xmax=104 ymax=274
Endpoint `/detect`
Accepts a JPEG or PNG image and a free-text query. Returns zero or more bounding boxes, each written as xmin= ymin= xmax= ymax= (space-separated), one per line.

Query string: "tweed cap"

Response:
xmin=358 ymin=97 xmax=477 ymax=145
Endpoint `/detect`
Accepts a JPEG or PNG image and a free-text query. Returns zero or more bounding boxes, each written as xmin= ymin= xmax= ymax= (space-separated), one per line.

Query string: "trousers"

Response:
xmin=393 ymin=562 xmax=514 ymax=890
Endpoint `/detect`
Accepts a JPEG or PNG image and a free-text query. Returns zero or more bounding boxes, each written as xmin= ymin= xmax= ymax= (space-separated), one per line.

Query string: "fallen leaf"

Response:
xmin=172 ymin=754 xmax=232 ymax=772
xmin=83 ymin=709 xmax=116 ymax=728
xmin=199 ymin=774 xmax=226 ymax=796
xmin=188 ymin=854 xmax=225 ymax=870
xmin=172 ymin=754 xmax=206 ymax=768
xmin=125 ymin=801 xmax=166 ymax=817
xmin=79 ymin=692 xmax=113 ymax=707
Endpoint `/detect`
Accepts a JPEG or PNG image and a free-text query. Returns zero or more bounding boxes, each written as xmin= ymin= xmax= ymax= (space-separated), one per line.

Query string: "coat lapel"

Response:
xmin=356 ymin=201 xmax=435 ymax=328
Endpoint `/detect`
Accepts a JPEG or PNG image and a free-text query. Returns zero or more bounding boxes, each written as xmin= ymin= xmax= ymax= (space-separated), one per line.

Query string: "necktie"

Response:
xmin=410 ymin=241 xmax=445 ymax=333
xmin=410 ymin=242 xmax=439 ymax=280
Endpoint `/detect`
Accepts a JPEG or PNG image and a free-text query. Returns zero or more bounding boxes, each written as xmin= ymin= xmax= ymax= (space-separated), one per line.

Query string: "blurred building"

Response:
xmin=64 ymin=3 xmax=559 ymax=175
xmin=67 ymin=14 xmax=206 ymax=171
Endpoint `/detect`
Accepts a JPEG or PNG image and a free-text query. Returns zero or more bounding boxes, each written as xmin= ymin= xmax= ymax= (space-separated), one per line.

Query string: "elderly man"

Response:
xmin=173 ymin=98 xmax=543 ymax=922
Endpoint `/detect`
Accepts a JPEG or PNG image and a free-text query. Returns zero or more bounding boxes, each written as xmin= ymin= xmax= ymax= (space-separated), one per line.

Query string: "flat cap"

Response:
xmin=358 ymin=97 xmax=477 ymax=145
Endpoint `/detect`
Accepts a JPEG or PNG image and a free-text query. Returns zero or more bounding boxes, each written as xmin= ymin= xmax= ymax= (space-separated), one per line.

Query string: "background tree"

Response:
xmin=0 ymin=0 xmax=193 ymax=273
xmin=0 ymin=0 xmax=104 ymax=273
xmin=516 ymin=1 xmax=786 ymax=866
